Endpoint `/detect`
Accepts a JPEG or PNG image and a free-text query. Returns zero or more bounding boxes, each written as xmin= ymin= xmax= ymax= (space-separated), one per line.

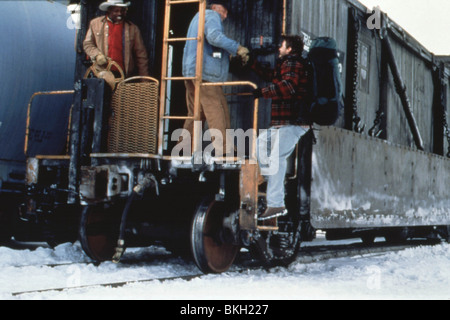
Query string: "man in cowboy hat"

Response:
xmin=83 ymin=0 xmax=149 ymax=78
xmin=180 ymin=0 xmax=250 ymax=157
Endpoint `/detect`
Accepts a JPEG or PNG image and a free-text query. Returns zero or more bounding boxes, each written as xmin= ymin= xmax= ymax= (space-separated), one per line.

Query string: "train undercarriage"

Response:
xmin=5 ymin=123 xmax=448 ymax=274
xmin=3 ymin=67 xmax=450 ymax=274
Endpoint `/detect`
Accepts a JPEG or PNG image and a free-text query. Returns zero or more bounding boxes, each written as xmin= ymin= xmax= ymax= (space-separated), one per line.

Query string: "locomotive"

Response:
xmin=1 ymin=0 xmax=449 ymax=274
xmin=0 ymin=0 xmax=76 ymax=243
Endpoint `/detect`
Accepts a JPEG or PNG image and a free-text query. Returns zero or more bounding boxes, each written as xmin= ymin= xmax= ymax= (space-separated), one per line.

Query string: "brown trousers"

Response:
xmin=183 ymin=80 xmax=233 ymax=155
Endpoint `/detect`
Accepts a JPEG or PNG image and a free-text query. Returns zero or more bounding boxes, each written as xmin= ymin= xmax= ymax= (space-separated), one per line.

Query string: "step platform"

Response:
xmin=257 ymin=218 xmax=279 ymax=231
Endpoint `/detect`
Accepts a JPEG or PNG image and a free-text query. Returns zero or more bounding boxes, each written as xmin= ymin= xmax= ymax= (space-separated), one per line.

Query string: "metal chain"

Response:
xmin=443 ymin=110 xmax=450 ymax=158
xmin=438 ymin=69 xmax=450 ymax=158
xmin=350 ymin=13 xmax=365 ymax=133
xmin=368 ymin=109 xmax=384 ymax=137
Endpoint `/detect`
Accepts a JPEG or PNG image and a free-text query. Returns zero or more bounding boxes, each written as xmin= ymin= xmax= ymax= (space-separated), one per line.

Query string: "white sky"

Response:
xmin=358 ymin=0 xmax=450 ymax=55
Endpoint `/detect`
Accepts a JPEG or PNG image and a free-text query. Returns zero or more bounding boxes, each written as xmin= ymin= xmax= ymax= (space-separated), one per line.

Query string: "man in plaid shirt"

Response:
xmin=252 ymin=35 xmax=311 ymax=221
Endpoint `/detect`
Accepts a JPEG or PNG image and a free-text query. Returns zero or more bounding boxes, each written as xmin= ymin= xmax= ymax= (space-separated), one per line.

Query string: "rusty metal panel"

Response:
xmin=239 ymin=161 xmax=259 ymax=230
xmin=287 ymin=0 xmax=439 ymax=153
xmin=310 ymin=127 xmax=450 ymax=229
xmin=80 ymin=165 xmax=129 ymax=203
xmin=385 ymin=37 xmax=435 ymax=152
xmin=288 ymin=0 xmax=348 ymax=48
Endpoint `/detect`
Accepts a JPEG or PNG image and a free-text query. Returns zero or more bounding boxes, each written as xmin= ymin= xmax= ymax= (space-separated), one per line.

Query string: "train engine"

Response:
xmin=13 ymin=0 xmax=450 ymax=273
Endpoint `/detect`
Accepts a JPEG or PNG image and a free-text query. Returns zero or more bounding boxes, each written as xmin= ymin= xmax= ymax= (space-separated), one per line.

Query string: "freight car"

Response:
xmin=2 ymin=0 xmax=449 ymax=273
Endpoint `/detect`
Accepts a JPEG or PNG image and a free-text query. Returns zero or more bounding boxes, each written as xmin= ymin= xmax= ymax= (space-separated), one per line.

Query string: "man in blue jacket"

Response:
xmin=181 ymin=0 xmax=249 ymax=157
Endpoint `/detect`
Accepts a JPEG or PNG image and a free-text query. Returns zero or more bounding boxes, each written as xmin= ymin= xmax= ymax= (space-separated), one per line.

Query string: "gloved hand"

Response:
xmin=237 ymin=45 xmax=250 ymax=65
xmin=96 ymin=54 xmax=108 ymax=66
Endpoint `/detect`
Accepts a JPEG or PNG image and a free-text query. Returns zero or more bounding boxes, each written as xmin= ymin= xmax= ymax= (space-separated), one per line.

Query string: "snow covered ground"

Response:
xmin=1 ymin=233 xmax=449 ymax=300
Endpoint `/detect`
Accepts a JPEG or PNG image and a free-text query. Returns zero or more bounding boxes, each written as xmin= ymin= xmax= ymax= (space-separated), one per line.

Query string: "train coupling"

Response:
xmin=133 ymin=173 xmax=159 ymax=196
xmin=79 ymin=165 xmax=132 ymax=204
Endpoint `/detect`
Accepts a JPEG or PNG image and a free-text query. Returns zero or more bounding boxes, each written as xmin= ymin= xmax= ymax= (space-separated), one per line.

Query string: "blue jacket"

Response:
xmin=182 ymin=10 xmax=239 ymax=83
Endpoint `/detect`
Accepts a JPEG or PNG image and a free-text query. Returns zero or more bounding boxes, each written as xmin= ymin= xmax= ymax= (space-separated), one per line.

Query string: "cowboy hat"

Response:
xmin=99 ymin=0 xmax=131 ymax=12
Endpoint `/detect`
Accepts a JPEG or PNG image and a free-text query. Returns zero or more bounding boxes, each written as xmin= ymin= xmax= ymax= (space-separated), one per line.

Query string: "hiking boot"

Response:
xmin=258 ymin=207 xmax=288 ymax=221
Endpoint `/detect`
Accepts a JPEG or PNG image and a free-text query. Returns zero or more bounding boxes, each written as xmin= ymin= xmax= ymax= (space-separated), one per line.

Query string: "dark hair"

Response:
xmin=282 ymin=35 xmax=304 ymax=55
xmin=208 ymin=0 xmax=228 ymax=10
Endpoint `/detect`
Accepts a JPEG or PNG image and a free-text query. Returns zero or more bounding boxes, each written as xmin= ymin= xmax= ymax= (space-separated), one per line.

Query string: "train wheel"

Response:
xmin=79 ymin=204 xmax=121 ymax=262
xmin=191 ymin=197 xmax=239 ymax=274
xmin=361 ymin=233 xmax=376 ymax=245
xmin=385 ymin=227 xmax=409 ymax=244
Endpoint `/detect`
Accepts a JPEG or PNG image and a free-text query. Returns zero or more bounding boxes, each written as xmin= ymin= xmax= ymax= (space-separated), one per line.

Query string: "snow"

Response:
xmin=1 ymin=234 xmax=449 ymax=300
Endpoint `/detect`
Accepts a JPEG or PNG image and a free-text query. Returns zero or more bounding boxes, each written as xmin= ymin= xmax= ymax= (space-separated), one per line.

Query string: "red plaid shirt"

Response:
xmin=252 ymin=54 xmax=310 ymax=126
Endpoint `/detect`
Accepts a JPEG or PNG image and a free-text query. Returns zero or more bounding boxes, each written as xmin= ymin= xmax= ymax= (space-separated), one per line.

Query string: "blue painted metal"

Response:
xmin=26 ymin=93 xmax=74 ymax=157
xmin=0 ymin=1 xmax=75 ymax=187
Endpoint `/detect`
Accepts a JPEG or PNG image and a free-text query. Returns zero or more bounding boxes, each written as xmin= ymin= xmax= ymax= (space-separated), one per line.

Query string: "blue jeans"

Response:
xmin=257 ymin=125 xmax=308 ymax=208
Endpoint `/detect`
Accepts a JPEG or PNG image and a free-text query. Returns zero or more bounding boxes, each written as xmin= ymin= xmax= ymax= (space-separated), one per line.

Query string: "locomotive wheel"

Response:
xmin=191 ymin=197 xmax=239 ymax=274
xmin=79 ymin=204 xmax=121 ymax=262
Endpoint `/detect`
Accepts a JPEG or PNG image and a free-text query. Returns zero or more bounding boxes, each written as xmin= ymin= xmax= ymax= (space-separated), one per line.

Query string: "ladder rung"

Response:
xmin=165 ymin=37 xmax=198 ymax=43
xmin=163 ymin=76 xmax=197 ymax=81
xmin=169 ymin=0 xmax=200 ymax=4
xmin=257 ymin=226 xmax=279 ymax=231
xmin=257 ymin=217 xmax=279 ymax=232
xmin=35 ymin=155 xmax=70 ymax=160
xmin=161 ymin=115 xmax=195 ymax=120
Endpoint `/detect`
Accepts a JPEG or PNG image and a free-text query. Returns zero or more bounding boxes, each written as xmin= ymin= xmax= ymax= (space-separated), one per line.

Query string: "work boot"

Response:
xmin=258 ymin=207 xmax=288 ymax=221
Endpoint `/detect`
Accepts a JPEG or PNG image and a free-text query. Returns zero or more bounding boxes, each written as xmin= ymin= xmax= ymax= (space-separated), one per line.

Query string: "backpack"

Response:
xmin=306 ymin=37 xmax=343 ymax=126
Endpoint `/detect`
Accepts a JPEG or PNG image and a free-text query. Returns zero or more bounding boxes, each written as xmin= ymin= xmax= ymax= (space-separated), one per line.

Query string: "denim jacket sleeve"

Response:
xmin=204 ymin=11 xmax=239 ymax=56
xmin=183 ymin=10 xmax=239 ymax=82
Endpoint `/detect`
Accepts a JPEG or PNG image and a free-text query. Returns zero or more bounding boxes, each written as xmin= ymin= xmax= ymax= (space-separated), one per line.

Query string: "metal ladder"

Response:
xmin=158 ymin=0 xmax=275 ymax=231
xmin=158 ymin=0 xmax=207 ymax=156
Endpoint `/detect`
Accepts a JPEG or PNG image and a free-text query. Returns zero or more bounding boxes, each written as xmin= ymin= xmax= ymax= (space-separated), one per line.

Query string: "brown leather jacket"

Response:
xmin=83 ymin=16 xmax=149 ymax=77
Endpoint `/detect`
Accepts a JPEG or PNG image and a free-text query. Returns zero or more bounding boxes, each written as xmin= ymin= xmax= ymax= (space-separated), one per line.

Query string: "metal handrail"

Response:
xmin=24 ymin=90 xmax=74 ymax=156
